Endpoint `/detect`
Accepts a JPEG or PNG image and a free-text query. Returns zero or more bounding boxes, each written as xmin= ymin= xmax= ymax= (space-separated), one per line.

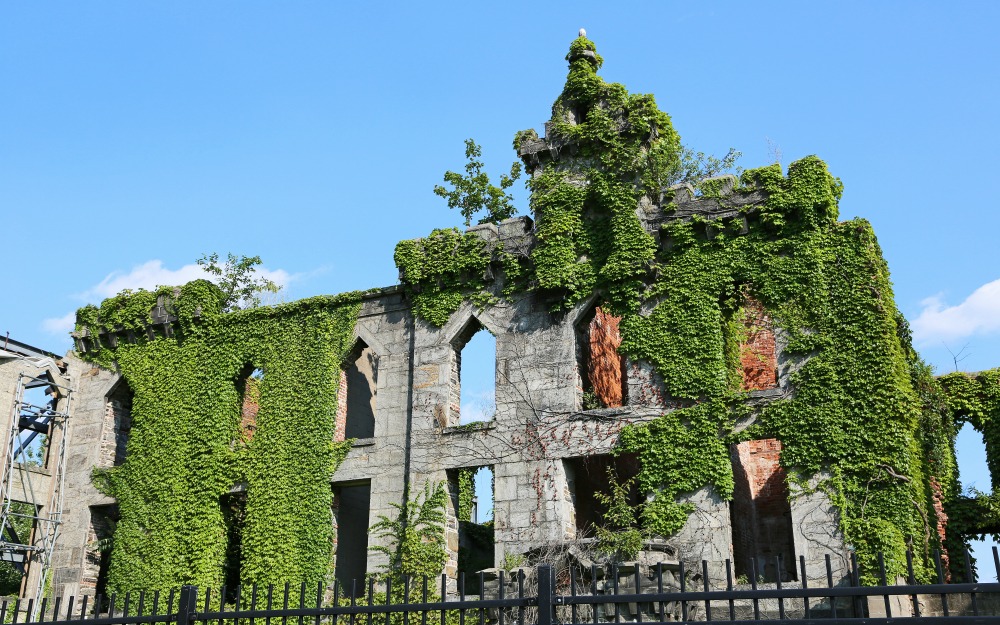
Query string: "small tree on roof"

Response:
xmin=434 ymin=139 xmax=522 ymax=227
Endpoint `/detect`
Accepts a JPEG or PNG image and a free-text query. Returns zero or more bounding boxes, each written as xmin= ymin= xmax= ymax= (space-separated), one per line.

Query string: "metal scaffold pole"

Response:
xmin=0 ymin=372 xmax=73 ymax=619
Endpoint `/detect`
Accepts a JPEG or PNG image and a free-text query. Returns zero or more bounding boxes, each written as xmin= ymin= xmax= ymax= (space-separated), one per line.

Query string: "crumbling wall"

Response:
xmin=730 ymin=439 xmax=796 ymax=581
xmin=739 ymin=296 xmax=778 ymax=392
xmin=239 ymin=376 xmax=259 ymax=443
xmin=586 ymin=307 xmax=624 ymax=408
xmin=48 ymin=361 xmax=120 ymax=602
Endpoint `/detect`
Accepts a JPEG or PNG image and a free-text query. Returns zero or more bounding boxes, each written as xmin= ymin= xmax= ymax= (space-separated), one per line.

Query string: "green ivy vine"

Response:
xmin=75 ymin=283 xmax=361 ymax=594
xmin=455 ymin=468 xmax=476 ymax=523
xmin=393 ymin=228 xmax=496 ymax=326
xmin=393 ymin=35 xmax=965 ymax=583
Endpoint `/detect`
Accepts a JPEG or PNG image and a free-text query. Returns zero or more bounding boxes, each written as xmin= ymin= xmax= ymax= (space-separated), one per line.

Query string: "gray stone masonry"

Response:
xmin=10 ymin=173 xmax=851 ymax=602
xmin=0 ymin=350 xmax=74 ymax=599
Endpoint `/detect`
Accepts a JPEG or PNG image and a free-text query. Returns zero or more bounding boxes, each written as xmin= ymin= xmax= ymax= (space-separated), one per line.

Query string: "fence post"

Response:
xmin=537 ymin=565 xmax=553 ymax=625
xmin=176 ymin=586 xmax=198 ymax=625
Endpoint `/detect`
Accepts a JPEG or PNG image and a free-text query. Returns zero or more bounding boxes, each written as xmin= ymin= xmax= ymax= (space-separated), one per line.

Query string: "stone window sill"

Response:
xmin=442 ymin=421 xmax=495 ymax=435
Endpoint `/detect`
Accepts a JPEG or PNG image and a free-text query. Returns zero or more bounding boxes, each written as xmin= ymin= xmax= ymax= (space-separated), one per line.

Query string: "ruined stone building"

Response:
xmin=1 ymin=35 xmax=996 ymax=607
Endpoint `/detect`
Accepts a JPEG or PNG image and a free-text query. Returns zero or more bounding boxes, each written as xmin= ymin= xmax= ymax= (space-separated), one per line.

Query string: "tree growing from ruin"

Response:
xmin=196 ymin=252 xmax=281 ymax=311
xmin=434 ymin=139 xmax=522 ymax=227
xmin=369 ymin=481 xmax=448 ymax=580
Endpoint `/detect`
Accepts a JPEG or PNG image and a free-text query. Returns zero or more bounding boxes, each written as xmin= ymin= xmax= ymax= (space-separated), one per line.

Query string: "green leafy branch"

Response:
xmin=434 ymin=139 xmax=522 ymax=227
xmin=368 ymin=482 xmax=449 ymax=581
xmin=197 ymin=252 xmax=281 ymax=312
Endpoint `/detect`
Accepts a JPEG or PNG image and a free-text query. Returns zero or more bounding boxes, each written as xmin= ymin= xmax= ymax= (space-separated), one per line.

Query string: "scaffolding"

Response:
xmin=0 ymin=371 xmax=72 ymax=616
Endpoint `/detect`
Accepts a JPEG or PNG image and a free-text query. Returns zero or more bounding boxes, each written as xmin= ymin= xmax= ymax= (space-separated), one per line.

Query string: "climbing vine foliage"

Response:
xmin=369 ymin=481 xmax=449 ymax=581
xmin=394 ymin=36 xmax=968 ymax=584
xmin=76 ymin=281 xmax=360 ymax=594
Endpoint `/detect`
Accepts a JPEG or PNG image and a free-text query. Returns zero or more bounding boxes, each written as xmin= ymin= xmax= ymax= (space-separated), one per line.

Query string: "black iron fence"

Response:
xmin=7 ymin=549 xmax=1000 ymax=625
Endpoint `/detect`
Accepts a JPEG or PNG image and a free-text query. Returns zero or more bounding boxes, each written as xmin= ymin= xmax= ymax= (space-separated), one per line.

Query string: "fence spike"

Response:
xmin=536 ymin=565 xmax=553 ymax=625
xmin=776 ymin=554 xmax=786 ymax=620
xmin=964 ymin=549 xmax=979 ymax=615
xmin=420 ymin=575 xmax=428 ymax=625
xmin=725 ymin=558 xmax=734 ymax=621
xmin=701 ymin=560 xmax=711 ymax=622
xmin=440 ymin=573 xmax=446 ymax=625
xmin=799 ymin=555 xmax=809 ymax=619
xmin=265 ymin=584 xmax=275 ymax=625
xmin=283 ymin=581 xmax=291 ymax=625
xmin=934 ymin=550 xmax=950 ymax=617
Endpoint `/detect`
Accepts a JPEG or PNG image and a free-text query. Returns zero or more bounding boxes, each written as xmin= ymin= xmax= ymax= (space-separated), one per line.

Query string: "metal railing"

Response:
xmin=5 ymin=548 xmax=1000 ymax=625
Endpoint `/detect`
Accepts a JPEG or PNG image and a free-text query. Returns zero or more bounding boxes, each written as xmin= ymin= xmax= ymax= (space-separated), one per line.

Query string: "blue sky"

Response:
xmin=3 ymin=2 xmax=998 ymax=571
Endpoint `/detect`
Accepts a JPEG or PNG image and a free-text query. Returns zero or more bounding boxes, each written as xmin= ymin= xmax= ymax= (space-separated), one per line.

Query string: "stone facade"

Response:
xmin=0 ymin=40 xmax=871 ymax=604
xmin=0 ymin=183 xmax=855 ymax=600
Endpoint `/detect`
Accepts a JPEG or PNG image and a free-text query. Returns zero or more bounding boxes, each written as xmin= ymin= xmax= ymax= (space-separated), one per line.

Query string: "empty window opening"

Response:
xmin=221 ymin=490 xmax=247 ymax=600
xmin=450 ymin=467 xmax=495 ymax=595
xmin=82 ymin=504 xmax=118 ymax=601
xmin=235 ymin=365 xmax=264 ymax=444
xmin=0 ymin=501 xmax=38 ymax=596
xmin=564 ymin=454 xmax=641 ymax=536
xmin=333 ymin=481 xmax=371 ymax=594
xmin=338 ymin=341 xmax=377 ymax=440
xmin=955 ymin=422 xmax=995 ymax=580
xmin=576 ymin=306 xmax=627 ymax=410
xmin=730 ymin=439 xmax=796 ymax=582
xmin=452 ymin=319 xmax=496 ymax=425
xmin=104 ymin=379 xmax=133 ymax=467
xmin=735 ymin=294 xmax=778 ymax=392
xmin=16 ymin=376 xmax=58 ymax=468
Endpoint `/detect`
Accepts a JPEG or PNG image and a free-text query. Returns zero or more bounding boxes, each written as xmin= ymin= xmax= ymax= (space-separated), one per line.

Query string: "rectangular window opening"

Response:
xmin=333 ymin=481 xmax=372 ymax=594
xmin=339 ymin=341 xmax=377 ymax=440
xmin=221 ymin=490 xmax=247 ymax=601
xmin=17 ymin=381 xmax=57 ymax=468
xmin=576 ymin=306 xmax=627 ymax=410
xmin=730 ymin=439 xmax=797 ymax=582
xmin=564 ymin=454 xmax=641 ymax=536
xmin=449 ymin=467 xmax=495 ymax=596
xmin=0 ymin=501 xmax=38 ymax=597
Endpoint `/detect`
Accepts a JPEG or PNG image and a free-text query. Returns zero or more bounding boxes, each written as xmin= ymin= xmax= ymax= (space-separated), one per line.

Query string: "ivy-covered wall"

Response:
xmin=66 ymin=35 xmax=996 ymax=594
xmin=938 ymin=369 xmax=1000 ymax=551
xmin=75 ymin=280 xmax=358 ymax=593
xmin=395 ymin=36 xmax=966 ymax=583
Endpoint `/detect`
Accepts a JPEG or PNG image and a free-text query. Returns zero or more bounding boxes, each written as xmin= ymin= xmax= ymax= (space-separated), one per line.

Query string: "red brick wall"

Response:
xmin=930 ymin=476 xmax=950 ymax=579
xmin=739 ymin=297 xmax=778 ymax=392
xmin=240 ymin=377 xmax=259 ymax=443
xmin=731 ymin=439 xmax=796 ymax=581
xmin=588 ymin=307 xmax=625 ymax=408
xmin=100 ymin=384 xmax=132 ymax=467
xmin=334 ymin=369 xmax=348 ymax=442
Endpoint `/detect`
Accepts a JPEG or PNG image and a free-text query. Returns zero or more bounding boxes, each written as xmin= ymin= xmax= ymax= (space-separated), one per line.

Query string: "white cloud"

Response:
xmin=41 ymin=312 xmax=76 ymax=335
xmin=911 ymin=278 xmax=1000 ymax=344
xmin=78 ymin=260 xmax=292 ymax=301
xmin=41 ymin=259 xmax=295 ymax=335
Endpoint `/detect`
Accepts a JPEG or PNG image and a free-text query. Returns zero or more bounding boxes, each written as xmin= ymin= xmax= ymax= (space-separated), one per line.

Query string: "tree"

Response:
xmin=593 ymin=467 xmax=646 ymax=561
xmin=434 ymin=139 xmax=522 ymax=227
xmin=368 ymin=481 xmax=448 ymax=580
xmin=196 ymin=253 xmax=281 ymax=312
xmin=677 ymin=147 xmax=742 ymax=185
